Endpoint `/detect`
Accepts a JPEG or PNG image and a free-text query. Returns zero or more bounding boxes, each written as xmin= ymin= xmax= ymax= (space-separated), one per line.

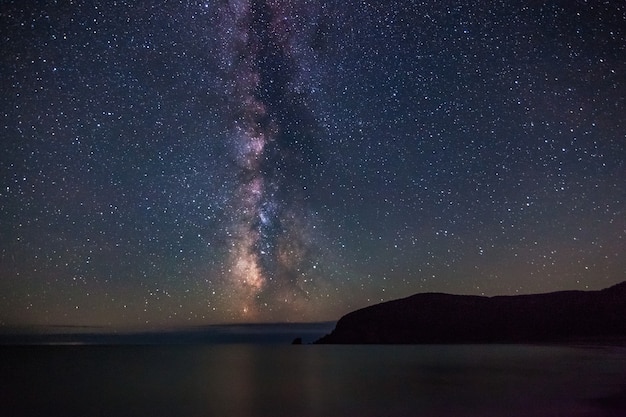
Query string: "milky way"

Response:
xmin=217 ymin=0 xmax=328 ymax=318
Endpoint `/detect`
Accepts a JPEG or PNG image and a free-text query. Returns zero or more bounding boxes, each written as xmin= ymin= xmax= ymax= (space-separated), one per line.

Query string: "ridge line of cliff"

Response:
xmin=315 ymin=281 xmax=626 ymax=344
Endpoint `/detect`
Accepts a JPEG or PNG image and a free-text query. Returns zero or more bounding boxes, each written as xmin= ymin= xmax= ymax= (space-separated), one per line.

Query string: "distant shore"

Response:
xmin=0 ymin=321 xmax=336 ymax=346
xmin=316 ymin=282 xmax=626 ymax=345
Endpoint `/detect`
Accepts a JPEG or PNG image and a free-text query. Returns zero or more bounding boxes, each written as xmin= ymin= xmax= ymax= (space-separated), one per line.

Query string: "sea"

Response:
xmin=1 ymin=326 xmax=625 ymax=417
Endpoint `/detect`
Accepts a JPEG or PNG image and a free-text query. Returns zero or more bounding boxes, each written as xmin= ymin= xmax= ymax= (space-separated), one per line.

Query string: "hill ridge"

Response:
xmin=316 ymin=281 xmax=626 ymax=344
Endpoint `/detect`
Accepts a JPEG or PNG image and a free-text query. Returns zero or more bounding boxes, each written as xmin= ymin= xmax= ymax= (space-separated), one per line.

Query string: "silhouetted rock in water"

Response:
xmin=316 ymin=281 xmax=626 ymax=344
xmin=291 ymin=337 xmax=302 ymax=345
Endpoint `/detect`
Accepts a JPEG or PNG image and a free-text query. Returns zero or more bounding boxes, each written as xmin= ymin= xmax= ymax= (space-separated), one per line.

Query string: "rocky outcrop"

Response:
xmin=316 ymin=282 xmax=626 ymax=344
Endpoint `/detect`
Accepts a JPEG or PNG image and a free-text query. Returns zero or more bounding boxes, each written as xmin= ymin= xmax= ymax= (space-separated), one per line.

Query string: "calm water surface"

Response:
xmin=1 ymin=344 xmax=625 ymax=416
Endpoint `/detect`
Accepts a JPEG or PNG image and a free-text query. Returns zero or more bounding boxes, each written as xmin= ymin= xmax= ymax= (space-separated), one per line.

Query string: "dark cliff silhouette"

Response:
xmin=316 ymin=281 xmax=626 ymax=344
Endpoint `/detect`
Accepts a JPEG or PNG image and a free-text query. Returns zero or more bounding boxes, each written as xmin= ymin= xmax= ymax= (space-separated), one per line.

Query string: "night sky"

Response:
xmin=1 ymin=1 xmax=624 ymax=328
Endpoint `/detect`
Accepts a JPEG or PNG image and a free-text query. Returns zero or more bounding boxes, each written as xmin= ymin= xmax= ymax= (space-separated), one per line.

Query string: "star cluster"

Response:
xmin=1 ymin=0 xmax=624 ymax=328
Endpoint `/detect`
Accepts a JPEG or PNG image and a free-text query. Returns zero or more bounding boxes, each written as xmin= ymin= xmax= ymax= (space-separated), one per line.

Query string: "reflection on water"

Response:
xmin=1 ymin=344 xmax=625 ymax=417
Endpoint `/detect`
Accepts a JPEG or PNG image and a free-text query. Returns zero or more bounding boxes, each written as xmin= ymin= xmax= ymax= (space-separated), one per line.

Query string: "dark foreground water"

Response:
xmin=1 ymin=344 xmax=625 ymax=417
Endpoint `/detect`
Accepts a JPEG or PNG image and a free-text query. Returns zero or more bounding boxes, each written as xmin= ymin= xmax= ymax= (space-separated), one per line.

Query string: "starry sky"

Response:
xmin=1 ymin=0 xmax=624 ymax=328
